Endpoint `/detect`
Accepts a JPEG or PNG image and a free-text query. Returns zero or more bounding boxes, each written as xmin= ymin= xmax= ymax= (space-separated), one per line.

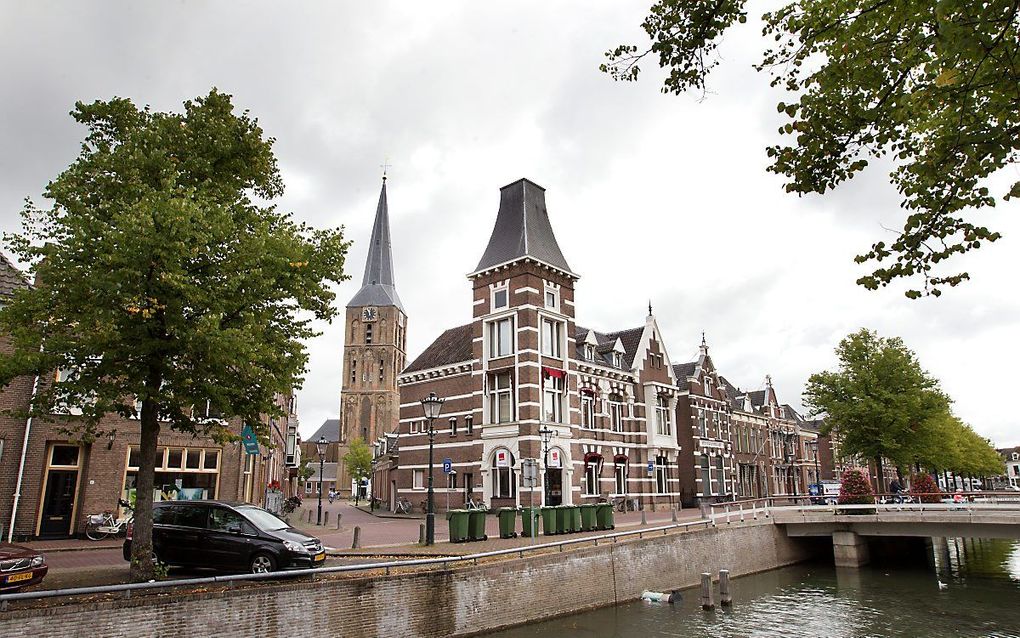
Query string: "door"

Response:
xmin=546 ymin=469 xmax=563 ymax=506
xmin=39 ymin=470 xmax=78 ymax=537
xmin=158 ymin=504 xmax=210 ymax=566
xmin=206 ymin=506 xmax=254 ymax=570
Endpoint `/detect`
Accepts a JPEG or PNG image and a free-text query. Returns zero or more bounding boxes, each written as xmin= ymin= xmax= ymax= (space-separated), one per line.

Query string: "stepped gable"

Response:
xmin=472 ymin=178 xmax=574 ymax=277
xmin=404 ymin=323 xmax=473 ymax=373
xmin=348 ymin=179 xmax=403 ymax=310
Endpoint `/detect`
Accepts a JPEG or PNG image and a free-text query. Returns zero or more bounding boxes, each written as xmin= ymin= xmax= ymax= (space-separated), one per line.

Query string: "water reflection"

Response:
xmin=486 ymin=539 xmax=1020 ymax=638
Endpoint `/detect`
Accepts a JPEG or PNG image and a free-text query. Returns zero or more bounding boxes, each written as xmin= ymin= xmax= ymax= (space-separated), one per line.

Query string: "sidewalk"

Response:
xmin=19 ymin=537 xmax=122 ymax=553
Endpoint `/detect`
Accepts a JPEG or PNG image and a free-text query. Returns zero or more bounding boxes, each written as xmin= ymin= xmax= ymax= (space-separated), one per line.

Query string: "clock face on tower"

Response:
xmin=362 ymin=307 xmax=377 ymax=321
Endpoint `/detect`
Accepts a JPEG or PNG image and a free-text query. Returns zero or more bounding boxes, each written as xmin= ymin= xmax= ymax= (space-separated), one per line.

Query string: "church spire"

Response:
xmin=347 ymin=179 xmax=404 ymax=311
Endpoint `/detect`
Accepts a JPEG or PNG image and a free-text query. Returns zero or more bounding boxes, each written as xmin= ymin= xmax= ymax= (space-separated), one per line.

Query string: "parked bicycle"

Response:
xmin=85 ymin=499 xmax=133 ymax=541
xmin=282 ymin=495 xmax=302 ymax=515
xmin=464 ymin=497 xmax=488 ymax=512
xmin=395 ymin=496 xmax=412 ymax=515
xmin=613 ymin=496 xmax=636 ymax=513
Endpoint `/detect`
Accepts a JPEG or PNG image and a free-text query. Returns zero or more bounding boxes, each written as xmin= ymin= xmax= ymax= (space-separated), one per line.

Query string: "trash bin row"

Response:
xmin=446 ymin=509 xmax=488 ymax=543
xmin=445 ymin=504 xmax=616 ymax=543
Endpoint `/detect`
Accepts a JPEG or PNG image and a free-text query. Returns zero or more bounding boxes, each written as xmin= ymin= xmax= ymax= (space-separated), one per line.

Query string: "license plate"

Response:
xmin=6 ymin=572 xmax=33 ymax=584
xmin=313 ymin=552 xmax=325 ymax=562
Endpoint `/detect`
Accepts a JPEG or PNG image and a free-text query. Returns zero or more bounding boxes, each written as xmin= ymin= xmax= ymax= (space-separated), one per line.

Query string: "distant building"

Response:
xmin=997 ymin=447 xmax=1020 ymax=489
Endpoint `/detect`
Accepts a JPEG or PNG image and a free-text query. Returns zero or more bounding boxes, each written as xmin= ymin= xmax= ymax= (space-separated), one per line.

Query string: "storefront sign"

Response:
xmin=548 ymin=449 xmax=562 ymax=468
xmin=495 ymin=449 xmax=510 ymax=467
xmin=701 ymin=440 xmax=725 ymax=450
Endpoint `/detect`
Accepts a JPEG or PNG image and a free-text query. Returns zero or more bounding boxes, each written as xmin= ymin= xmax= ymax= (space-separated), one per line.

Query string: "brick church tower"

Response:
xmin=337 ymin=177 xmax=406 ymax=495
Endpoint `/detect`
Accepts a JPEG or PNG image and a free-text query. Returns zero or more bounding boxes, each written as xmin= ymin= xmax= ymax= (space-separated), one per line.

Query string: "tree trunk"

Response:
xmin=875 ymin=455 xmax=884 ymax=494
xmin=129 ymin=396 xmax=160 ymax=582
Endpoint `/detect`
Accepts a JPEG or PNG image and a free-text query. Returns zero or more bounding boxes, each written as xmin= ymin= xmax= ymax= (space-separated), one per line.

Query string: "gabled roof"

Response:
xmin=0 ymin=253 xmax=28 ymax=297
xmin=746 ymin=389 xmax=767 ymax=409
xmin=782 ymin=403 xmax=805 ymax=424
xmin=719 ymin=376 xmax=746 ymax=411
xmin=348 ymin=179 xmax=404 ymax=311
xmin=471 ymin=178 xmax=575 ymax=277
xmin=673 ymin=361 xmax=697 ymax=380
xmin=308 ymin=418 xmax=340 ymax=443
xmin=403 ymin=323 xmax=474 ymax=373
xmin=573 ymin=325 xmax=634 ymax=370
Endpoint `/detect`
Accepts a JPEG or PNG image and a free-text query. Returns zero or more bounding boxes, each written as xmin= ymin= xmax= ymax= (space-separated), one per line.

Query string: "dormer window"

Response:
xmin=492 ymin=285 xmax=508 ymax=311
xmin=1013 ymin=452 xmax=1019 ymax=461
xmin=584 ymin=344 xmax=595 ymax=360
xmin=612 ymin=352 xmax=623 ymax=367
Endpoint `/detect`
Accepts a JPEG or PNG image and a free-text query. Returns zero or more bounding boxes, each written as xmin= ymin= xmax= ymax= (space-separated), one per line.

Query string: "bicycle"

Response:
xmin=85 ymin=499 xmax=133 ymax=540
xmin=465 ymin=497 xmax=488 ymax=512
xmin=613 ymin=497 xmax=636 ymax=513
xmin=395 ymin=496 xmax=412 ymax=515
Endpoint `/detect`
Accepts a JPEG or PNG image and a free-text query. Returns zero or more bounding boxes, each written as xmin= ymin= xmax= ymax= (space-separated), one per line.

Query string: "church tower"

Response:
xmin=337 ymin=177 xmax=406 ymax=492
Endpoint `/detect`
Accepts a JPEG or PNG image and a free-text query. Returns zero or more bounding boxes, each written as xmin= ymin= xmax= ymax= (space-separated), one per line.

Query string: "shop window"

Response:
xmin=186 ymin=450 xmax=202 ymax=470
xmin=491 ymin=450 xmax=516 ymax=499
xmin=203 ymin=450 xmax=219 ymax=470
xmin=167 ymin=449 xmax=184 ymax=470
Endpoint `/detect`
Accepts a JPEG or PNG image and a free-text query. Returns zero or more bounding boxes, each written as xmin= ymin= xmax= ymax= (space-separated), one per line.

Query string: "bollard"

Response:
xmin=700 ymin=572 xmax=715 ymax=610
xmin=671 ymin=508 xmax=678 ymax=523
xmin=719 ymin=569 xmax=732 ymax=606
xmin=640 ymin=510 xmax=647 ymax=526
xmin=419 ymin=523 xmax=426 ymax=545
xmin=352 ymin=526 xmax=362 ymax=549
xmin=336 ymin=513 xmax=342 ymax=530
xmin=324 ymin=511 xmax=329 ymax=526
xmin=307 ymin=509 xmax=313 ymax=524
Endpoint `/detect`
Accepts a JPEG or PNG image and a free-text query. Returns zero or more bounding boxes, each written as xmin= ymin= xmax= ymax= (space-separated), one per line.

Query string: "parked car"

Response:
xmin=123 ymin=501 xmax=325 ymax=574
xmin=0 ymin=543 xmax=48 ymax=591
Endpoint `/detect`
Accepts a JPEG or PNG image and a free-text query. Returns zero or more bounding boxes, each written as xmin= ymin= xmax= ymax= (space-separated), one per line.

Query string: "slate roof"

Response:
xmin=472 ymin=178 xmax=574 ymax=277
xmin=403 ymin=323 xmax=474 ymax=373
xmin=673 ymin=361 xmax=697 ymax=380
xmin=719 ymin=376 xmax=746 ymax=411
xmin=0 ymin=253 xmax=28 ymax=297
xmin=308 ymin=419 xmax=341 ymax=443
xmin=782 ymin=403 xmax=805 ymax=424
xmin=348 ymin=180 xmax=404 ymax=311
xmin=746 ymin=390 xmax=767 ymax=409
xmin=573 ymin=325 xmax=640 ymax=370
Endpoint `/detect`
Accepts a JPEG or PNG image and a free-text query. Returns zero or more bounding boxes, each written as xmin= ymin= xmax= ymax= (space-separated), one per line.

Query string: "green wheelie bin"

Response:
xmin=541 ymin=507 xmax=558 ymax=536
xmin=468 ymin=509 xmax=488 ymax=541
xmin=569 ymin=506 xmax=582 ymax=533
xmin=596 ymin=503 xmax=615 ymax=530
xmin=555 ymin=506 xmax=571 ymax=534
xmin=447 ymin=509 xmax=470 ymax=542
xmin=497 ymin=507 xmax=518 ymax=538
xmin=521 ymin=507 xmax=541 ymax=537
xmin=579 ymin=504 xmax=597 ymax=531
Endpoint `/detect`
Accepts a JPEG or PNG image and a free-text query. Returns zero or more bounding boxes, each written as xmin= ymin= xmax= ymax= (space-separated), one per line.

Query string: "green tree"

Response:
xmin=0 ymin=89 xmax=350 ymax=580
xmin=344 ymin=437 xmax=373 ymax=502
xmin=803 ymin=329 xmax=948 ymax=491
xmin=602 ymin=1 xmax=1019 ymax=298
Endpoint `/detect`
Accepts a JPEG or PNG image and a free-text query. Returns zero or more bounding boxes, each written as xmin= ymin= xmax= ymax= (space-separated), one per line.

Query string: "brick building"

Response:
xmin=0 ymin=253 xmax=299 ymax=540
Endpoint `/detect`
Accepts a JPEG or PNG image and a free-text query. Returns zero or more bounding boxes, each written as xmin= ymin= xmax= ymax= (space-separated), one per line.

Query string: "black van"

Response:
xmin=123 ymin=500 xmax=325 ymax=574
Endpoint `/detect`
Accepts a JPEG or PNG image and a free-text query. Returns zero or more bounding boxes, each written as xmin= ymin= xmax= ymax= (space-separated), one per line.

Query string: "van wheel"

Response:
xmin=250 ymin=553 xmax=276 ymax=574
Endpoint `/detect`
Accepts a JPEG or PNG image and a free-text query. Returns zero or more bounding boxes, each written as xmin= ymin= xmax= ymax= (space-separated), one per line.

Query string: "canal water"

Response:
xmin=486 ymin=538 xmax=1020 ymax=638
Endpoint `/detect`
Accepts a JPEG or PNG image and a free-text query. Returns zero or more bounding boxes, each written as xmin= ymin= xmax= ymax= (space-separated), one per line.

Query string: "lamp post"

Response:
xmin=539 ymin=426 xmax=553 ymax=506
xmin=420 ymin=392 xmax=445 ymax=546
xmin=316 ymin=435 xmax=327 ymax=525
xmin=811 ymin=440 xmax=821 ymax=490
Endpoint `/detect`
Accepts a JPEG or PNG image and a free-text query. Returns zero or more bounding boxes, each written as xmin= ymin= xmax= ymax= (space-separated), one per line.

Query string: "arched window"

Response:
xmin=491 ymin=449 xmax=516 ymax=499
xmin=607 ymin=393 xmax=624 ymax=431
xmin=614 ymin=455 xmax=628 ymax=494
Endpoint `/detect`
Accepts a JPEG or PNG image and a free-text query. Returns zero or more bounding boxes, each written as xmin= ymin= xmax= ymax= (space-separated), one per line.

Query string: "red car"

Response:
xmin=0 ymin=543 xmax=48 ymax=591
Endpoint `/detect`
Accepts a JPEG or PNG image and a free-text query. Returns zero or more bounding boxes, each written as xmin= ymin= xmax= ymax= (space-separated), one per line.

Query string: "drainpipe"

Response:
xmin=8 ymin=370 xmax=42 ymax=542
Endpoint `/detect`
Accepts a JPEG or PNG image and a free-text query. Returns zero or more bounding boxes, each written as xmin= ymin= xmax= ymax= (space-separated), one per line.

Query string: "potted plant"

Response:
xmin=837 ymin=468 xmax=875 ymax=514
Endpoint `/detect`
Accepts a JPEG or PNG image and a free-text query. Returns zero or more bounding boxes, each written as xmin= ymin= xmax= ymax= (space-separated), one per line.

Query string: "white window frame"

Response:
xmin=581 ymin=393 xmax=595 ymax=429
xmin=541 ymin=318 xmax=562 ymax=358
xmin=544 ymin=285 xmax=559 ymax=311
xmin=543 ymin=375 xmax=564 ymax=423
xmin=488 ymin=372 xmax=514 ymax=424
xmin=487 ymin=317 xmax=514 ymax=358
xmin=413 ymin=469 xmax=424 ymax=489
xmin=584 ymin=344 xmax=595 ymax=360
xmin=492 ymin=285 xmax=509 ymax=311
xmin=491 ymin=450 xmax=516 ymax=499
xmin=614 ymin=462 xmax=627 ymax=494
xmin=584 ymin=462 xmax=599 ymax=496
xmin=655 ymin=396 xmax=671 ymax=436
xmin=655 ymin=455 xmax=668 ymax=493
xmin=612 ymin=352 xmax=623 ymax=368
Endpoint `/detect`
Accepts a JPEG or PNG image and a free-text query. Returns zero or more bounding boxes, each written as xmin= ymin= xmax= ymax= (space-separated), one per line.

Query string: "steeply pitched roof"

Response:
xmin=673 ymin=361 xmax=697 ymax=380
xmin=308 ymin=419 xmax=340 ymax=443
xmin=472 ymin=178 xmax=574 ymax=277
xmin=746 ymin=389 xmax=767 ymax=408
xmin=348 ymin=180 xmax=404 ymax=311
xmin=719 ymin=376 xmax=747 ymax=411
xmin=404 ymin=323 xmax=474 ymax=373
xmin=0 ymin=253 xmax=28 ymax=297
xmin=573 ymin=324 xmax=642 ymax=369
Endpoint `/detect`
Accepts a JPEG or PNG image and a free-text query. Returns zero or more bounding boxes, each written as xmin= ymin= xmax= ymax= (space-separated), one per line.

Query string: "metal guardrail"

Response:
xmin=0 ymin=517 xmax=717 ymax=609
xmin=708 ymin=493 xmax=1020 ymax=525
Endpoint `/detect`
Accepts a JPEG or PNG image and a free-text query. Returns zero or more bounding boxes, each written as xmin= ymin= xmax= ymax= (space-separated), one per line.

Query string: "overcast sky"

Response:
xmin=1 ymin=2 xmax=1017 ymax=447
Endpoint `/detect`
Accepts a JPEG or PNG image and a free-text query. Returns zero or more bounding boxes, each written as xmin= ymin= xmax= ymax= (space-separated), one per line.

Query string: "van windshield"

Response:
xmin=238 ymin=506 xmax=289 ymax=532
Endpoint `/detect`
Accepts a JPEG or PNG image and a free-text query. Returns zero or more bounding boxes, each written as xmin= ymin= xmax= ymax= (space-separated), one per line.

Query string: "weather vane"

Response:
xmin=380 ymin=159 xmax=392 ymax=181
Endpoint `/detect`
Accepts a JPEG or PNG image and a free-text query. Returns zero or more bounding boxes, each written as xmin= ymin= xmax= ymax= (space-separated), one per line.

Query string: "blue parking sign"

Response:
xmin=443 ymin=458 xmax=453 ymax=474
xmin=647 ymin=460 xmax=655 ymax=475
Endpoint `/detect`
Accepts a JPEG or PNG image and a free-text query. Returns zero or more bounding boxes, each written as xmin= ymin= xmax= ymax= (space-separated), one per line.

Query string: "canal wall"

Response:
xmin=0 ymin=520 xmax=818 ymax=637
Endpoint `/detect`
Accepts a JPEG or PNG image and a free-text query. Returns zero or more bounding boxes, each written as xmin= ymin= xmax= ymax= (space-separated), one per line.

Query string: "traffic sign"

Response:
xmin=442 ymin=458 xmax=453 ymax=474
xmin=647 ymin=460 xmax=655 ymax=475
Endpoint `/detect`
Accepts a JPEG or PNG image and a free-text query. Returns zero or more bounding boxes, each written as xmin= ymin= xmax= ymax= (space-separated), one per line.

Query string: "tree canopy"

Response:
xmin=344 ymin=437 xmax=373 ymax=484
xmin=803 ymin=328 xmax=949 ymax=486
xmin=603 ymin=1 xmax=1020 ymax=298
xmin=0 ymin=89 xmax=350 ymax=580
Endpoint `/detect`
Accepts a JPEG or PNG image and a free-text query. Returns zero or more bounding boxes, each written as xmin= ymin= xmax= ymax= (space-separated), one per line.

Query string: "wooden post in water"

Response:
xmin=700 ymin=572 xmax=715 ymax=610
xmin=719 ymin=569 xmax=732 ymax=606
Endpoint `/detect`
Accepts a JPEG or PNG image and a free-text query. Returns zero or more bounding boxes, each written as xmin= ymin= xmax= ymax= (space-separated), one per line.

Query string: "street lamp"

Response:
xmin=316 ymin=435 xmax=327 ymax=525
xmin=420 ymin=392 xmax=445 ymax=546
xmin=811 ymin=440 xmax=821 ymax=489
xmin=539 ymin=426 xmax=554 ymax=506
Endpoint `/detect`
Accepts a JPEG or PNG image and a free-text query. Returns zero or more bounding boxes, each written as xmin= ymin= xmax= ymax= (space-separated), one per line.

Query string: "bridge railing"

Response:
xmin=709 ymin=491 xmax=1020 ymax=524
